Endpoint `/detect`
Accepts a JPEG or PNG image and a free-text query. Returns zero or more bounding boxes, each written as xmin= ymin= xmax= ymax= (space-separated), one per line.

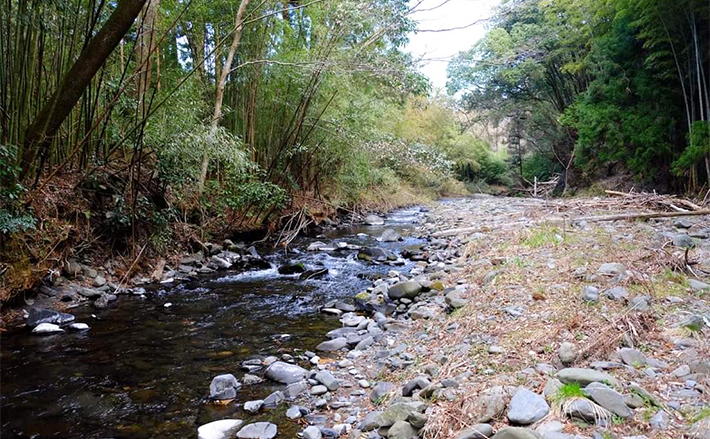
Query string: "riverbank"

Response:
xmin=268 ymin=195 xmax=710 ymax=439
xmin=2 ymin=195 xmax=709 ymax=439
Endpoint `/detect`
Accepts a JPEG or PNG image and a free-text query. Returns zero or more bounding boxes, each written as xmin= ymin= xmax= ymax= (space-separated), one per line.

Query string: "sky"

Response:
xmin=406 ymin=0 xmax=500 ymax=90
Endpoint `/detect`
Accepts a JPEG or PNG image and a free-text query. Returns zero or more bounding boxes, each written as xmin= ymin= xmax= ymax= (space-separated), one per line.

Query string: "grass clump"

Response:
xmin=552 ymin=383 xmax=586 ymax=405
xmin=521 ymin=224 xmax=563 ymax=248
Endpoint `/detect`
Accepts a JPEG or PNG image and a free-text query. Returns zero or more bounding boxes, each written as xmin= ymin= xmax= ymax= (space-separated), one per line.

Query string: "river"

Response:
xmin=0 ymin=206 xmax=427 ymax=438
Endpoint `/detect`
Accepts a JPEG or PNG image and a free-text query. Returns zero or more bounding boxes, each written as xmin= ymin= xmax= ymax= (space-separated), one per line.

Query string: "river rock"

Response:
xmin=26 ymin=307 xmax=75 ymax=327
xmin=286 ymin=405 xmax=307 ymax=419
xmin=673 ymin=234 xmax=695 ymax=248
xmin=376 ymin=402 xmax=427 ymax=427
xmin=198 ymin=419 xmax=243 ymax=439
xmin=69 ymin=322 xmax=90 ymax=330
xmin=407 ymin=412 xmax=428 ymax=429
xmin=507 ymin=388 xmax=549 ymax=425
xmin=370 ymin=382 xmax=395 ymax=403
xmin=315 ymin=371 xmax=339 ymax=391
xmin=582 ymin=285 xmax=599 ymax=302
xmin=388 ymin=281 xmax=422 ymax=300
xmin=388 ymin=420 xmax=418 ymax=439
xmin=210 ymin=374 xmax=240 ymax=400
xmin=605 ymin=286 xmax=629 ymax=300
xmin=365 ymin=214 xmax=385 ymax=225
xmin=583 ymin=382 xmax=632 ymax=418
xmin=410 ymin=306 xmax=437 ymax=320
xmin=402 ymin=376 xmax=431 ymax=397
xmin=564 ymin=398 xmax=608 ymax=424
xmin=265 ymin=361 xmax=307 ymax=384
xmin=650 ymin=410 xmax=669 ymax=430
xmin=689 ymin=278 xmax=710 ymax=291
xmin=278 ymin=262 xmax=306 ymax=274
xmin=558 ymin=342 xmax=577 ymax=365
xmin=263 ymin=391 xmax=284 ymax=407
xmin=316 ymin=337 xmax=347 ymax=351
xmin=358 ymin=247 xmax=392 ymax=261
xmin=31 ymin=323 xmax=64 ymax=335
xmin=445 ymin=290 xmax=468 ymax=309
xmin=380 ymin=228 xmax=402 ymax=242
xmin=360 ymin=411 xmax=382 ymax=431
xmin=303 ymin=426 xmax=322 ymax=439
xmin=557 ymin=368 xmax=618 ymax=387
xmin=628 ymin=296 xmax=651 ymax=312
xmin=618 ymin=348 xmax=647 ymax=366
xmin=597 ymin=263 xmax=626 ymax=277
xmin=244 ymin=400 xmax=264 ymax=414
xmin=455 ymin=424 xmax=494 ymax=439
xmin=491 ymin=427 xmax=541 ymax=439
xmin=478 ymin=386 xmax=515 ymax=423
xmin=237 ymin=422 xmax=277 ymax=439
xmin=354 ymin=335 xmax=374 ymax=351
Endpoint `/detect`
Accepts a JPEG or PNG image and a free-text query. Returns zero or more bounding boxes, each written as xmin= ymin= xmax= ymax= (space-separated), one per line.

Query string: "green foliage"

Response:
xmin=0 ymin=144 xmax=35 ymax=234
xmin=522 ymin=152 xmax=558 ymax=182
xmin=673 ymin=121 xmax=710 ymax=176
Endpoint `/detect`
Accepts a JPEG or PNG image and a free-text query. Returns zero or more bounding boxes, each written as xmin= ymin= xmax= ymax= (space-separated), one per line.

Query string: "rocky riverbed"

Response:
xmin=3 ymin=196 xmax=710 ymax=439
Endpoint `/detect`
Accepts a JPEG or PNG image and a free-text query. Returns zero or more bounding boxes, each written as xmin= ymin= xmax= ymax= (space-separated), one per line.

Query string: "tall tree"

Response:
xmin=19 ymin=0 xmax=149 ymax=180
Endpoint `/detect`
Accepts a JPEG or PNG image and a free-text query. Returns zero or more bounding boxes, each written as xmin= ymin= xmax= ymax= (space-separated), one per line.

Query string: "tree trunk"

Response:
xmin=20 ymin=0 xmax=148 ymax=180
xmin=197 ymin=0 xmax=251 ymax=193
xmin=136 ymin=0 xmax=160 ymax=117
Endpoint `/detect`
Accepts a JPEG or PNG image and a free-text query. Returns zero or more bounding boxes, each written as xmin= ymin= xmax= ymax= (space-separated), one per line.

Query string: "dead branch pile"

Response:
xmin=603 ymin=190 xmax=707 ymax=212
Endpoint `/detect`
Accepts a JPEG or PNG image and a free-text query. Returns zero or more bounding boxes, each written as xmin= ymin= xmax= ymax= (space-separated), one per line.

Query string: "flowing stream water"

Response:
xmin=0 ymin=206 xmax=427 ymax=439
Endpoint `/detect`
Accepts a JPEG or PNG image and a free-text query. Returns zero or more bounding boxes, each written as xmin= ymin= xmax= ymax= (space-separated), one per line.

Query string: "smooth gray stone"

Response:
xmin=315 ymin=371 xmax=339 ymax=391
xmin=265 ymin=361 xmax=307 ymax=384
xmin=360 ymin=411 xmax=382 ymax=431
xmin=198 ymin=419 xmax=243 ymax=439
xmin=584 ymin=382 xmax=633 ymax=418
xmin=491 ymin=427 xmax=541 ymax=439
xmin=388 ymin=421 xmax=418 ymax=439
xmin=236 ymin=422 xmax=277 ymax=439
xmin=210 ymin=374 xmax=240 ymax=400
xmin=557 ymin=368 xmax=618 ymax=387
xmin=376 ymin=402 xmax=426 ymax=427
xmin=243 ymin=400 xmax=264 ymax=414
xmin=455 ymin=423 xmax=494 ymax=439
xmin=26 ymin=307 xmax=75 ymax=327
xmin=316 ymin=337 xmax=347 ymax=351
xmin=263 ymin=391 xmax=284 ymax=407
xmin=370 ymin=382 xmax=394 ymax=403
xmin=507 ymin=388 xmax=550 ymax=425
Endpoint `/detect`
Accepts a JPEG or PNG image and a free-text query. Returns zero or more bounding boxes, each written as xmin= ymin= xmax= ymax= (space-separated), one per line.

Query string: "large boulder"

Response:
xmin=388 ymin=281 xmax=423 ymax=300
xmin=198 ymin=419 xmax=243 ymax=439
xmin=264 ymin=361 xmax=307 ymax=384
xmin=210 ymin=374 xmax=240 ymax=400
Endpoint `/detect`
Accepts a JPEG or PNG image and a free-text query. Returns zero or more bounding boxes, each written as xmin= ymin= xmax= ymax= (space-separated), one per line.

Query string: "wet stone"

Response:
xmin=209 ymin=374 xmax=240 ymax=400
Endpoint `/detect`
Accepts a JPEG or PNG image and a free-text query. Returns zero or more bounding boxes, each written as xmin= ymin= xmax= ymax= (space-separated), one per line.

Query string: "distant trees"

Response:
xmin=447 ymin=0 xmax=709 ymax=192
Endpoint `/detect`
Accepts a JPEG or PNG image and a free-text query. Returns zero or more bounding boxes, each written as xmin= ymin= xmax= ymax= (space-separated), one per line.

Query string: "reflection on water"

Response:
xmin=0 ymin=207 xmax=425 ymax=438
